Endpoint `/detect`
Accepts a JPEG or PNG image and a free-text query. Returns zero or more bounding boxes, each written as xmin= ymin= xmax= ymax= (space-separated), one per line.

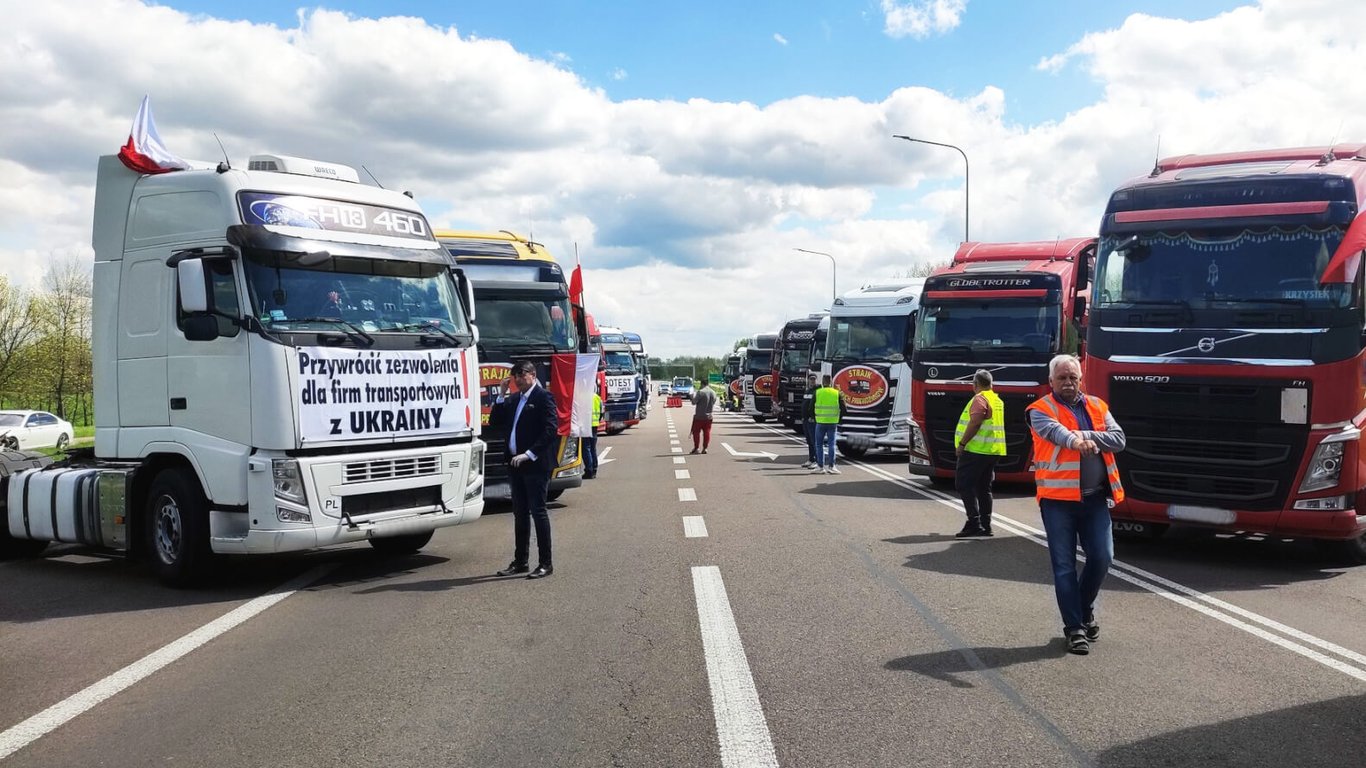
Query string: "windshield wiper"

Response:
xmin=394 ymin=322 xmax=466 ymax=347
xmin=279 ymin=317 xmax=375 ymax=346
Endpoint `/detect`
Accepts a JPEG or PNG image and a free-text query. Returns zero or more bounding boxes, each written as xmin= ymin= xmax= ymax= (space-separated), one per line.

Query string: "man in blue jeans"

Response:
xmin=811 ymin=375 xmax=845 ymax=475
xmin=1026 ymin=354 xmax=1126 ymax=655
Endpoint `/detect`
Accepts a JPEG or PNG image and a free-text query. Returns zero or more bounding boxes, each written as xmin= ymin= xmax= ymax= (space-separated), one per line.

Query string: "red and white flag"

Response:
xmin=117 ymin=96 xmax=190 ymax=175
xmin=550 ymin=353 xmax=602 ymax=437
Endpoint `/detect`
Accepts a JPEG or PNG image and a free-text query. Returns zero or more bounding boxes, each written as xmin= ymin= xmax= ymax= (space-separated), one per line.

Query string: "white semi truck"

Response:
xmin=0 ymin=153 xmax=487 ymax=584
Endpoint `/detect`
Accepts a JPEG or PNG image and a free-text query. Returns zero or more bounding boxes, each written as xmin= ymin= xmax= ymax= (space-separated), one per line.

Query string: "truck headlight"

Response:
xmin=272 ymin=459 xmax=308 ymax=505
xmin=559 ymin=437 xmax=579 ymax=465
xmin=1298 ymin=428 xmax=1359 ymax=493
xmin=470 ymin=442 xmax=485 ymax=480
xmin=909 ymin=423 xmax=927 ymax=456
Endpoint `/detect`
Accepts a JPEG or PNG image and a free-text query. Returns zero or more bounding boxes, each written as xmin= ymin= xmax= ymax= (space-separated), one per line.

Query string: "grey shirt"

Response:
xmin=693 ymin=387 xmax=718 ymax=420
xmin=1029 ymin=393 xmax=1126 ymax=495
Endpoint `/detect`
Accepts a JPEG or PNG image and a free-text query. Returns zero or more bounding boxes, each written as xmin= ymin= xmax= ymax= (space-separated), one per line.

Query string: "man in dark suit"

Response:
xmin=489 ymin=360 xmax=559 ymax=579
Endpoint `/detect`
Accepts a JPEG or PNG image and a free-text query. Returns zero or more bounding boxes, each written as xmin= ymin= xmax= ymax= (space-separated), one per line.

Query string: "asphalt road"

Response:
xmin=3 ymin=406 xmax=1365 ymax=767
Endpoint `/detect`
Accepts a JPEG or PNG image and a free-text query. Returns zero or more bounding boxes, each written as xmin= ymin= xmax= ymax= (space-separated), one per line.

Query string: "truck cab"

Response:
xmin=597 ymin=325 xmax=643 ymax=433
xmin=908 ymin=239 xmax=1093 ymax=483
xmin=743 ymin=333 xmax=778 ymax=423
xmin=435 ymin=230 xmax=585 ymax=501
xmin=822 ymin=279 xmax=925 ymax=458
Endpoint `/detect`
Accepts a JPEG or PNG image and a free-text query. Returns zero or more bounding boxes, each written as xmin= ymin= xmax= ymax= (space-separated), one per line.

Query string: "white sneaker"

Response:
xmin=810 ymin=466 xmax=825 ymax=474
xmin=828 ymin=466 xmax=840 ymax=474
xmin=801 ymin=461 xmax=816 ymax=469
xmin=822 ymin=467 xmax=832 ymax=474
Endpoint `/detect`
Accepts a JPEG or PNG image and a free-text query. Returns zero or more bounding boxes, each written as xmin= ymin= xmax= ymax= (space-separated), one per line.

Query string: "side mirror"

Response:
xmin=182 ymin=314 xmax=220 ymax=342
xmin=1073 ymin=296 xmax=1087 ymax=324
xmin=452 ymin=268 xmax=477 ymax=323
xmin=177 ymin=259 xmax=210 ymax=313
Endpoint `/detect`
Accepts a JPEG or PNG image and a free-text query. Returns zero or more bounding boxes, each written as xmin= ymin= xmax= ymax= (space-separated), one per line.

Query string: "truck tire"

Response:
xmin=368 ymin=531 xmax=434 ymax=555
xmin=752 ymin=416 xmax=767 ymax=423
xmin=839 ymin=445 xmax=868 ymax=459
xmin=145 ymin=468 xmax=214 ymax=587
xmin=0 ymin=531 xmax=49 ymax=559
xmin=928 ymin=475 xmax=955 ymax=490
xmin=546 ymin=489 xmax=564 ymax=502
xmin=1318 ymin=533 xmax=1366 ymax=565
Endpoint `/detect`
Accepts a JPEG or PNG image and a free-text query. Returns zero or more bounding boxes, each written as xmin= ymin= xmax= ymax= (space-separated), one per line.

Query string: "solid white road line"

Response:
xmin=851 ymin=460 xmax=1366 ymax=683
xmin=674 ymin=457 xmax=687 ymax=464
xmin=0 ymin=564 xmax=335 ymax=760
xmin=676 ymin=470 xmax=691 ymax=480
xmin=679 ymin=488 xmax=698 ymax=502
xmin=684 ymin=516 xmax=709 ymax=538
xmin=734 ymin=418 xmax=1366 ymax=681
xmin=691 ymin=566 xmax=779 ymax=768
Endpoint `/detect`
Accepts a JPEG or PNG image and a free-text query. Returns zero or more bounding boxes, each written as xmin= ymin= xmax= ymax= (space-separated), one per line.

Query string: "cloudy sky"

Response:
xmin=3 ymin=0 xmax=1362 ymax=357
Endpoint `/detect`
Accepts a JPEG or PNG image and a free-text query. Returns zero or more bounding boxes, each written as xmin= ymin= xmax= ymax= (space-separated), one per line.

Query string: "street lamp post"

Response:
xmin=892 ymin=134 xmax=970 ymax=243
xmin=793 ymin=248 xmax=837 ymax=304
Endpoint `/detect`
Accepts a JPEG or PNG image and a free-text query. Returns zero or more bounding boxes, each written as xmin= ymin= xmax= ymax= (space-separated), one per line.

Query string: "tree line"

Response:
xmin=0 ymin=257 xmax=93 ymax=425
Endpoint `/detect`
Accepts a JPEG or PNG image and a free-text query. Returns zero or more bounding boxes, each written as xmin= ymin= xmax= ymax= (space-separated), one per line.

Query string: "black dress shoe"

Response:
xmin=496 ymin=562 xmax=530 ymax=576
xmin=955 ymin=524 xmax=987 ymax=538
xmin=527 ymin=564 xmax=554 ymax=579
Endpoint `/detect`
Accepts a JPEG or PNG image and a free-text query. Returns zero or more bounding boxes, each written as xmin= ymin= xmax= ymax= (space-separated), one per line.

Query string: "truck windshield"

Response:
xmin=1093 ymin=226 xmax=1351 ymax=310
xmin=826 ymin=316 xmax=910 ymax=361
xmin=780 ymin=347 xmax=811 ymax=372
xmin=745 ymin=351 xmax=772 ymax=374
xmin=604 ymin=351 xmax=636 ymax=373
xmin=915 ymin=300 xmax=1060 ymax=355
xmin=244 ymin=251 xmax=469 ymax=334
xmin=471 ymin=296 xmax=577 ymax=351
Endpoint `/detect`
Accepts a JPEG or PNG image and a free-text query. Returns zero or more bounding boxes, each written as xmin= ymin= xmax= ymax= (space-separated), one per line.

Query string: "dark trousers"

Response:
xmin=509 ymin=466 xmax=552 ymax=567
xmin=803 ymin=419 xmax=817 ymax=462
xmin=956 ymin=452 xmax=999 ymax=528
xmin=584 ymin=431 xmax=598 ymax=476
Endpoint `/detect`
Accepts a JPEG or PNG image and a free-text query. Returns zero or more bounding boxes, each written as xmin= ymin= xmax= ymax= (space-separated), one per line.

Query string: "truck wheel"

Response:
xmin=928 ymin=475 xmax=955 ymax=490
xmin=368 ymin=531 xmax=434 ymax=555
xmin=1318 ymin=533 xmax=1366 ymax=565
xmin=145 ymin=468 xmax=214 ymax=586
xmin=752 ymin=416 xmax=767 ymax=423
xmin=839 ymin=445 xmax=868 ymax=459
xmin=0 ymin=531 xmax=49 ymax=559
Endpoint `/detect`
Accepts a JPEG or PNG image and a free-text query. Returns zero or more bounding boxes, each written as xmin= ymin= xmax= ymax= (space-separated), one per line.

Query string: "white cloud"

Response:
xmin=5 ymin=1 xmax=1366 ymax=357
xmin=773 ymin=33 xmax=788 ymax=45
xmin=881 ymin=0 xmax=968 ymax=39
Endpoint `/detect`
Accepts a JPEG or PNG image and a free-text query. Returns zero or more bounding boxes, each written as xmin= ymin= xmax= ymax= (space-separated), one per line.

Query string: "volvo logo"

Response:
xmin=1197 ymin=337 xmax=1217 ymax=353
xmin=928 ymin=367 xmax=938 ymax=378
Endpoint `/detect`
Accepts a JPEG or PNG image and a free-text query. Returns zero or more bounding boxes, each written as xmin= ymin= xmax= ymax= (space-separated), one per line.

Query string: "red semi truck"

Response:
xmin=908 ymin=239 xmax=1094 ymax=483
xmin=1089 ymin=144 xmax=1366 ymax=561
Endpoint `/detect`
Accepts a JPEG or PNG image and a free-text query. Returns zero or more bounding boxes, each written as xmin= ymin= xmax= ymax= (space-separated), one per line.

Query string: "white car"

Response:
xmin=0 ymin=410 xmax=75 ymax=451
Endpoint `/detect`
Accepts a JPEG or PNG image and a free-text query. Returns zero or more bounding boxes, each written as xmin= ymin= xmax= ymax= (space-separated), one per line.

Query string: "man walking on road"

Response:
xmin=690 ymin=380 xmax=718 ymax=454
xmin=811 ymin=375 xmax=845 ymax=475
xmin=490 ymin=360 xmax=560 ymax=580
xmin=954 ymin=369 xmax=1006 ymax=538
xmin=1026 ymin=354 xmax=1126 ymax=655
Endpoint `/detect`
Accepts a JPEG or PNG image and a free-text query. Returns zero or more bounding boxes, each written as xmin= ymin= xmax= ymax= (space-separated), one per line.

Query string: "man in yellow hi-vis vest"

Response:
xmin=954 ymin=369 xmax=1006 ymax=538
xmin=812 ymin=375 xmax=845 ymax=475
xmin=585 ymin=391 xmax=602 ymax=479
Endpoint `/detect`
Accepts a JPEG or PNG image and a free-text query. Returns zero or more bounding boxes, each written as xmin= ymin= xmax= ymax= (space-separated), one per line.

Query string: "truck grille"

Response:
xmin=344 ymin=455 xmax=441 ymax=483
xmin=1108 ymin=378 xmax=1309 ymax=511
xmin=923 ymin=390 xmax=1037 ymax=474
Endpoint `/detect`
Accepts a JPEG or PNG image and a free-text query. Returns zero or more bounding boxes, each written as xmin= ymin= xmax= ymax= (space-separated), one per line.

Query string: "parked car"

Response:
xmin=670 ymin=377 xmax=696 ymax=402
xmin=0 ymin=410 xmax=75 ymax=451
xmin=658 ymin=382 xmax=671 ymax=395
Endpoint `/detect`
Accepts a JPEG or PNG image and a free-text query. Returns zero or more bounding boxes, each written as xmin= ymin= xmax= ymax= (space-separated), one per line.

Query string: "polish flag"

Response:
xmin=117 ymin=96 xmax=191 ymax=175
xmin=550 ymin=353 xmax=602 ymax=438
